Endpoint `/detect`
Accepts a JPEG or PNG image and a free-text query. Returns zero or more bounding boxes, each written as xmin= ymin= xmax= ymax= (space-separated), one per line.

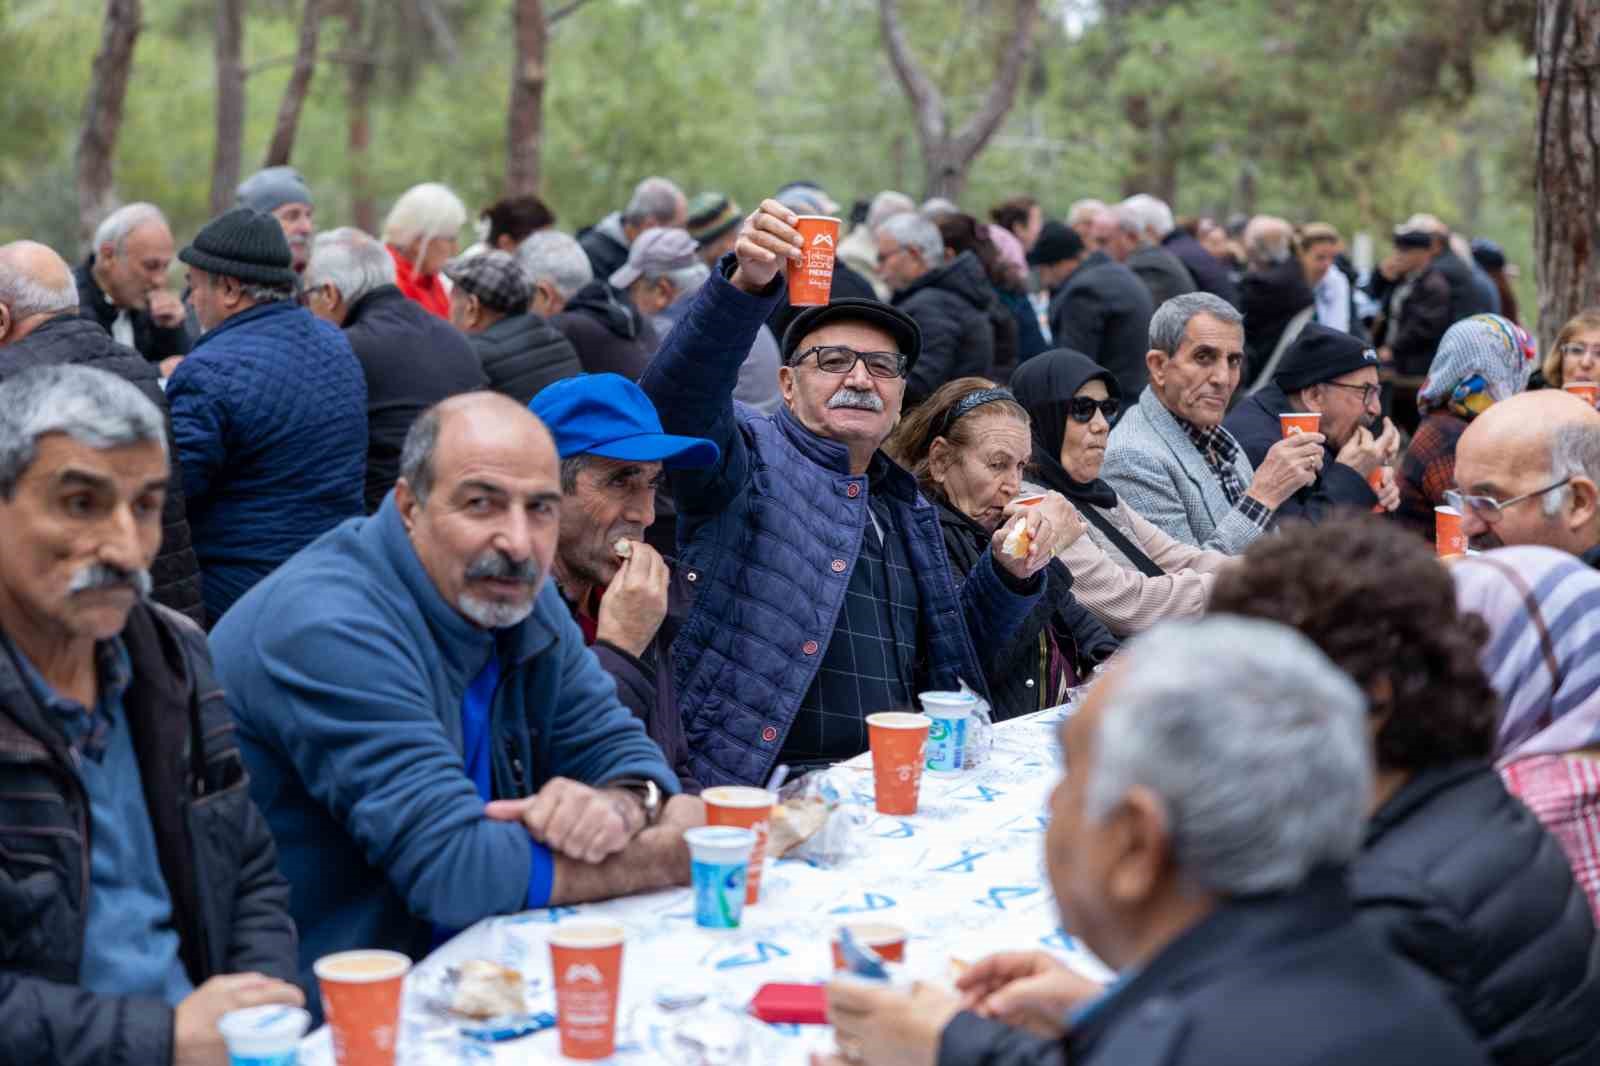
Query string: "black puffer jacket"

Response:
xmin=468 ymin=310 xmax=582 ymax=405
xmin=552 ymin=281 xmax=659 ymax=381
xmin=1354 ymin=761 xmax=1600 ymax=1066
xmin=0 ymin=602 xmax=297 ymax=1066
xmin=0 ymin=314 xmax=205 ymax=624
xmin=894 ymin=251 xmax=997 ymax=407
xmin=933 ymin=497 xmax=1117 ymax=721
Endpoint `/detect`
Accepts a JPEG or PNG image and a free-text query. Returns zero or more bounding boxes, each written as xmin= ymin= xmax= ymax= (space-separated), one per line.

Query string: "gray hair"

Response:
xmin=240 ymin=281 xmax=297 ymax=305
xmin=867 ymin=190 xmax=916 ymax=230
xmin=1120 ymin=194 xmax=1175 ymax=240
xmin=1087 ymin=616 xmax=1371 ymax=895
xmin=1111 ymin=203 xmax=1144 ymax=239
xmin=920 ymin=196 xmax=959 ymax=219
xmin=381 ymin=182 xmax=467 ymax=265
xmin=1244 ymin=215 xmax=1294 ymax=266
xmin=1149 ymin=292 xmax=1243 ymax=355
xmin=650 ymin=260 xmax=710 ymax=298
xmin=304 ymin=227 xmax=397 ymax=306
xmin=0 ymin=253 xmax=78 ymax=318
xmin=623 ymin=177 xmax=686 ymax=228
xmin=877 ymin=212 xmax=944 ymax=264
xmin=517 ymin=230 xmax=593 ymax=301
xmin=94 ymin=202 xmax=168 ymax=256
xmin=559 ymin=454 xmax=590 ymax=495
xmin=1544 ymin=418 xmax=1600 ymax=516
xmin=398 ymin=405 xmax=443 ymax=504
xmin=1067 ymin=199 xmax=1107 ymax=229
xmin=0 ymin=364 xmax=168 ymax=498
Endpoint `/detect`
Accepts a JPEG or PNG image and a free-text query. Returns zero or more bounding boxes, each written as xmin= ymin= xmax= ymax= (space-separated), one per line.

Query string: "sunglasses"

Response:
xmin=1068 ymin=397 xmax=1119 ymax=424
xmin=792 ymin=345 xmax=907 ymax=379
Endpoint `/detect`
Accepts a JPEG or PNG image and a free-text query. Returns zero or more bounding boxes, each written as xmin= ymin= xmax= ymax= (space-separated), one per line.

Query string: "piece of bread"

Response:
xmin=613 ymin=537 xmax=633 ymax=560
xmin=767 ymin=798 xmax=830 ymax=857
xmin=1002 ymin=517 xmax=1032 ymax=559
xmin=452 ymin=960 xmax=526 ymax=1019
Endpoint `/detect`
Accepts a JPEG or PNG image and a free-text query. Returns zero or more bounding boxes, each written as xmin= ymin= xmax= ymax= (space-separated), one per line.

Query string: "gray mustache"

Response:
xmin=465 ymin=549 xmax=541 ymax=584
xmin=68 ymin=563 xmax=152 ymax=598
xmin=827 ymin=388 xmax=883 ymax=411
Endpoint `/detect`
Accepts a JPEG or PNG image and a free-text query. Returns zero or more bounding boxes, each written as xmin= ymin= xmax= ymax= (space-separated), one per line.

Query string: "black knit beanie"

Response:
xmin=178 ymin=207 xmax=297 ymax=288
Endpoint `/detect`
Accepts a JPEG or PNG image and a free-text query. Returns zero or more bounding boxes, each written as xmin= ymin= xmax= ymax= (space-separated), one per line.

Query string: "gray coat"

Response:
xmin=1100 ymin=387 xmax=1266 ymax=554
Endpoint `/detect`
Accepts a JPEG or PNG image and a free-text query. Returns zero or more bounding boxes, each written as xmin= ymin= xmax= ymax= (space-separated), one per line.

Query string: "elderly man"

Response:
xmin=877 ymin=211 xmax=996 ymax=406
xmin=75 ymin=202 xmax=191 ymax=374
xmin=641 ymin=200 xmax=1062 ymax=788
xmin=237 ymin=166 xmax=315 ymax=275
xmin=1224 ymin=324 xmax=1400 ymax=521
xmin=169 ymin=208 xmax=367 ymax=624
xmin=302 ymin=227 xmax=485 ymax=512
xmin=687 ymin=192 xmax=744 ymax=266
xmin=1367 ymin=225 xmax=1456 ymax=377
xmin=211 ymin=391 xmax=697 ymax=1000
xmin=840 ymin=190 xmax=915 ymax=299
xmin=1067 ymin=198 xmax=1108 ymax=249
xmin=1114 ymin=196 xmax=1196 ymax=309
xmin=531 ymin=374 xmax=721 ymax=792
xmin=816 ymin=618 xmax=1492 ymax=1066
xmin=0 ymin=365 xmax=302 ymax=1066
xmin=518 ymin=229 xmax=593 ymax=318
xmin=1027 ymin=221 xmax=1087 ymax=298
xmin=542 ymin=231 xmax=658 ymax=380
xmin=1238 ymin=215 xmax=1315 ymax=386
xmin=442 ymin=248 xmax=579 ymax=405
xmin=1452 ymin=390 xmax=1600 ymax=567
xmin=1048 ymin=209 xmax=1154 ymax=399
xmin=0 ymin=240 xmax=204 ymax=624
xmin=1101 ymin=293 xmax=1324 ymax=552
xmin=1153 ymin=200 xmax=1238 ymax=307
xmin=577 ymin=175 xmax=689 ymax=281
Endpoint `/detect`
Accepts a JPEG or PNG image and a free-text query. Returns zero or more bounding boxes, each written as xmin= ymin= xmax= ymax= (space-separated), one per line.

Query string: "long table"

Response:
xmin=298 ymin=702 xmax=1108 ymax=1064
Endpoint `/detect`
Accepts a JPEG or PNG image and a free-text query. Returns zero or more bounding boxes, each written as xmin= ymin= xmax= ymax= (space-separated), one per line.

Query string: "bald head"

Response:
xmin=0 ymin=241 xmax=79 ymax=346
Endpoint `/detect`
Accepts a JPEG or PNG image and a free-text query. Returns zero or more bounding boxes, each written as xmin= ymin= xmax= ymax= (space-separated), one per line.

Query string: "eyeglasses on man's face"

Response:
xmin=1444 ymin=477 xmax=1572 ymax=524
xmin=1321 ymin=380 xmax=1382 ymax=405
xmin=791 ymin=345 xmax=907 ymax=379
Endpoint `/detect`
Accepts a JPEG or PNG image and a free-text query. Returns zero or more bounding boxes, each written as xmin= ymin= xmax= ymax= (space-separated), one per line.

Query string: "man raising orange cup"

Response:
xmin=787 ymin=216 xmax=840 ymax=306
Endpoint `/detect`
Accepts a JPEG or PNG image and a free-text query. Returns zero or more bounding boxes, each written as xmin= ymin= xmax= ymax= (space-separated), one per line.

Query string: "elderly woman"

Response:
xmin=884 ymin=378 xmax=1118 ymax=720
xmin=1007 ymin=349 xmax=1230 ymax=636
xmin=381 ymin=181 xmax=467 ymax=319
xmin=1397 ymin=313 xmax=1534 ymax=535
xmin=1454 ymin=546 xmax=1600 ymax=924
xmin=1537 ymin=309 xmax=1600 ymax=392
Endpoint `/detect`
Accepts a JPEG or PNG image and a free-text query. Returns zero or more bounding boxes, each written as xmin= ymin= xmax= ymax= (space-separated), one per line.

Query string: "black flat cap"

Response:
xmin=780 ymin=298 xmax=923 ymax=372
xmin=1027 ymin=220 xmax=1084 ymax=266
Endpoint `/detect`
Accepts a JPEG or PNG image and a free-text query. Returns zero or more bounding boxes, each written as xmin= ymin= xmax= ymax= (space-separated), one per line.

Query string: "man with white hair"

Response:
xmin=74 ymin=202 xmax=191 ymax=372
xmin=1117 ymin=195 xmax=1196 ymax=309
xmin=518 ymin=229 xmax=594 ymax=319
xmin=303 ymin=227 xmax=485 ymax=511
xmin=818 ymin=617 xmax=1492 ymax=1066
xmin=576 ymin=176 xmax=689 ymax=282
xmin=0 ymin=364 xmax=303 ymax=1066
xmin=840 ymin=190 xmax=915 ymax=298
xmin=0 ymin=240 xmax=204 ymax=624
xmin=876 ymin=210 xmax=996 ymax=406
xmin=381 ymin=181 xmax=467 ymax=319
xmin=546 ymin=227 xmax=659 ymax=381
xmin=1239 ymin=215 xmax=1314 ymax=386
xmin=1067 ymin=198 xmax=1108 ymax=250
xmin=1049 ymin=208 xmax=1154 ymax=399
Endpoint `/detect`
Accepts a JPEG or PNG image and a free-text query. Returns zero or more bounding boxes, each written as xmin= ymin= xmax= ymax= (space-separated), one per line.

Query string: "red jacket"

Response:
xmin=387 ymin=244 xmax=451 ymax=319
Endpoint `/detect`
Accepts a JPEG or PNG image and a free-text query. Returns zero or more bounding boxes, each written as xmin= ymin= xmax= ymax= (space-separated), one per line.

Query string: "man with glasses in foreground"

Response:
xmin=640 ymin=199 xmax=1058 ymax=788
xmin=1224 ymin=323 xmax=1401 ymax=522
xmin=1451 ymin=389 xmax=1600 ymax=566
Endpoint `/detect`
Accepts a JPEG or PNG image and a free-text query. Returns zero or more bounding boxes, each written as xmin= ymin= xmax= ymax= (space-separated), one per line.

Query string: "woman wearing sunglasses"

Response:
xmin=884 ymin=377 xmax=1119 ymax=720
xmin=1009 ymin=349 xmax=1233 ymax=636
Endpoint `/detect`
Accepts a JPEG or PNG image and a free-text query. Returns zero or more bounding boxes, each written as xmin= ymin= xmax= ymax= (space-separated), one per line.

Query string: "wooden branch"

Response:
xmin=209 ymin=0 xmax=247 ymax=217
xmin=245 ymin=48 xmax=376 ymax=77
xmin=506 ymin=0 xmax=548 ymax=196
xmin=264 ymin=0 xmax=325 ymax=166
xmin=75 ymin=0 xmax=143 ymax=247
xmin=548 ymin=0 xmax=596 ymax=23
xmin=949 ymin=0 xmax=1041 ymax=161
xmin=878 ymin=0 xmax=946 ymax=145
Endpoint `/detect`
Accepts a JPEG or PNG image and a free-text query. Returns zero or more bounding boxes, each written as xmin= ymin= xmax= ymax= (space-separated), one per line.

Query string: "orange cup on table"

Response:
xmin=704 ymin=785 xmax=777 ymax=904
xmin=1436 ymin=505 xmax=1467 ymax=558
xmin=1564 ymin=381 xmax=1600 ymax=408
xmin=786 ymin=215 xmax=840 ymax=305
xmin=314 ymin=949 xmax=410 ymax=1066
xmin=867 ymin=711 xmax=929 ymax=816
xmin=1279 ymin=412 xmax=1322 ymax=438
xmin=830 ymin=922 xmax=908 ymax=972
xmin=550 ymin=922 xmax=626 ymax=1061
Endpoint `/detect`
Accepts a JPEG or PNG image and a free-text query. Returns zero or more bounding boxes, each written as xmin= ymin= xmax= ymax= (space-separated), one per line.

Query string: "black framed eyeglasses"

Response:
xmin=792 ymin=345 xmax=907 ymax=379
xmin=1444 ymin=477 xmax=1572 ymax=524
xmin=1068 ymin=397 xmax=1119 ymax=424
xmin=1321 ymin=381 xmax=1382 ymax=405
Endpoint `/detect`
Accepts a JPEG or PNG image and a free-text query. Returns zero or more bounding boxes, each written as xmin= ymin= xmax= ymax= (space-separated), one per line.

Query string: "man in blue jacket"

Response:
xmin=641 ymin=198 xmax=1065 ymax=789
xmin=211 ymin=391 xmax=698 ymax=998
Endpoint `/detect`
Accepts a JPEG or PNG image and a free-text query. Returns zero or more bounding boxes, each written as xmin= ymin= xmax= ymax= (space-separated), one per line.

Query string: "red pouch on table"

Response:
xmin=749 ymin=982 xmax=828 ymax=1025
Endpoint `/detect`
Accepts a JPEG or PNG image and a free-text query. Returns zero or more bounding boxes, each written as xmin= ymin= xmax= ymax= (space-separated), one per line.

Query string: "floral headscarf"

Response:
xmin=1417 ymin=313 xmax=1536 ymax=419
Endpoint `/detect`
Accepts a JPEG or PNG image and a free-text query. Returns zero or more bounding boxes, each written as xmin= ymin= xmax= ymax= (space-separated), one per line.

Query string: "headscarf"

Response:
xmin=1417 ymin=313 xmax=1535 ymax=419
xmin=1010 ymin=350 xmax=1164 ymax=578
xmin=1452 ymin=545 xmax=1600 ymax=764
xmin=987 ymin=224 xmax=1028 ymax=278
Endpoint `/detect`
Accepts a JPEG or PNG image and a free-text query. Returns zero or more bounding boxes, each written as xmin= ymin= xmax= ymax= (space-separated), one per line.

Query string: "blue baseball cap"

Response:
xmin=530 ymin=373 xmax=720 ymax=468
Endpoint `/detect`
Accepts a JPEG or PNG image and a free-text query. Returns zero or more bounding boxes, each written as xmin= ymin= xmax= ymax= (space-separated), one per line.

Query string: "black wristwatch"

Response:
xmin=604 ymin=777 xmax=662 ymax=829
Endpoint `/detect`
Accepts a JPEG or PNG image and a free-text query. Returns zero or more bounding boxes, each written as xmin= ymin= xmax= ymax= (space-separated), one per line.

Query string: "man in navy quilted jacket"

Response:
xmin=168 ymin=207 xmax=368 ymax=625
xmin=642 ymin=198 xmax=1071 ymax=789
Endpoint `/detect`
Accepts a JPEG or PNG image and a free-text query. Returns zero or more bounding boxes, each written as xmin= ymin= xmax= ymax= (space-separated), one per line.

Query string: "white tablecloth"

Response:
xmin=299 ymin=702 xmax=1106 ymax=1064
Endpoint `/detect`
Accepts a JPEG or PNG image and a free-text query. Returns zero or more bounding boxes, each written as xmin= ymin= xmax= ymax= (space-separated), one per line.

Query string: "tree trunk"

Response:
xmin=878 ymin=0 xmax=1041 ymax=202
xmin=209 ymin=0 xmax=246 ymax=217
xmin=505 ymin=0 xmax=548 ymax=197
xmin=264 ymin=0 xmax=325 ymax=167
xmin=345 ymin=0 xmax=381 ymax=235
xmin=75 ymin=0 xmax=142 ymax=248
xmin=1534 ymin=0 xmax=1598 ymax=355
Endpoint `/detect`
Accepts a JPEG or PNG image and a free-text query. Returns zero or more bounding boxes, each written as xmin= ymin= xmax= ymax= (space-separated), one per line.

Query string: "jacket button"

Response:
xmin=686 ymin=571 xmax=697 ymax=582
xmin=831 ymin=559 xmax=846 ymax=573
xmin=1025 ymin=679 xmax=1035 ymax=688
xmin=761 ymin=726 xmax=779 ymax=742
xmin=846 ymin=483 xmax=860 ymax=498
xmin=802 ymin=639 xmax=819 ymax=655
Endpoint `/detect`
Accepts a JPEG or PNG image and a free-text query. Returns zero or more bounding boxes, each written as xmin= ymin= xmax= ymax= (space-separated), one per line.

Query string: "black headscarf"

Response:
xmin=1010 ymin=349 xmax=1164 ymax=578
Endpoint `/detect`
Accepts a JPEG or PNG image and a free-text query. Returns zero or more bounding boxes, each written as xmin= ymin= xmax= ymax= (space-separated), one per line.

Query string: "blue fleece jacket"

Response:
xmin=209 ymin=496 xmax=677 ymax=993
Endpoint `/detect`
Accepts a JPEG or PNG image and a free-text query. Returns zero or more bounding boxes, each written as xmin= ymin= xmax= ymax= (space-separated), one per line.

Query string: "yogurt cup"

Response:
xmin=920 ymin=690 xmax=977 ymax=773
xmin=684 ymin=826 xmax=756 ymax=929
xmin=218 ymin=1004 xmax=311 ymax=1066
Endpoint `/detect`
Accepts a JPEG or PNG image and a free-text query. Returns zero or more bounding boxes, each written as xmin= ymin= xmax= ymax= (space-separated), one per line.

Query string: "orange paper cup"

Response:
xmin=1564 ymin=381 xmax=1600 ymax=408
xmin=1435 ymin=505 xmax=1466 ymax=558
xmin=314 ymin=949 xmax=410 ymax=1066
xmin=786 ymin=215 xmax=840 ymax=306
xmin=830 ymin=922 xmax=908 ymax=972
xmin=1012 ymin=493 xmax=1046 ymax=507
xmin=1368 ymin=467 xmax=1386 ymax=514
xmin=867 ymin=712 xmax=929 ymax=816
xmin=1279 ymin=412 xmax=1322 ymax=438
xmin=703 ymin=785 xmax=777 ymax=905
xmin=550 ymin=922 xmax=626 ymax=1061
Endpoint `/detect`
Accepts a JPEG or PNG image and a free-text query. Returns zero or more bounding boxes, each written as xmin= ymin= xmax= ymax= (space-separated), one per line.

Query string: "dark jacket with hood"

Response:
xmin=0 ymin=602 xmax=297 ymax=1066
xmin=0 ymin=313 xmax=205 ymax=624
xmin=1241 ymin=258 xmax=1315 ymax=387
xmin=342 ymin=285 xmax=487 ymax=513
xmin=1353 ymin=761 xmax=1600 ymax=1066
xmin=893 ymin=251 xmax=997 ymax=407
xmin=469 ymin=310 xmax=582 ymax=406
xmin=1163 ymin=229 xmax=1239 ymax=307
xmin=1366 ymin=265 xmax=1453 ymax=377
xmin=1127 ymin=245 xmax=1196 ymax=310
xmin=576 ymin=212 xmax=630 ymax=282
xmin=74 ymin=255 xmax=193 ymax=364
xmin=552 ymin=281 xmax=659 ymax=381
xmin=1434 ymin=248 xmax=1498 ymax=326
xmin=1047 ymin=250 xmax=1154 ymax=402
xmin=1223 ymin=383 xmax=1379 ymax=523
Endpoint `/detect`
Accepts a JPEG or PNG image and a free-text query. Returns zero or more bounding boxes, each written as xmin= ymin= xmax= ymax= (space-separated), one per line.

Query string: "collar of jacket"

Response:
xmin=369 ymin=493 xmax=559 ymax=672
xmin=1364 ymin=760 xmax=1484 ymax=847
xmin=772 ymin=404 xmax=918 ymax=506
xmin=193 ymin=298 xmax=298 ymax=348
xmin=1583 ymin=542 xmax=1600 ymax=570
xmin=342 ymin=283 xmax=408 ymax=326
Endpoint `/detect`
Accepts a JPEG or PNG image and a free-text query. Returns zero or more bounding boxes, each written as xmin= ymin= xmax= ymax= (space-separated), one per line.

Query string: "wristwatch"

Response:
xmin=604 ymin=777 xmax=662 ymax=830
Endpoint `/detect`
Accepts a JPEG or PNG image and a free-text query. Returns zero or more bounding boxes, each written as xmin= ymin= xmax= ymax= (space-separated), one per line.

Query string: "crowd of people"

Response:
xmin=1 ymin=163 xmax=1599 ymax=1066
